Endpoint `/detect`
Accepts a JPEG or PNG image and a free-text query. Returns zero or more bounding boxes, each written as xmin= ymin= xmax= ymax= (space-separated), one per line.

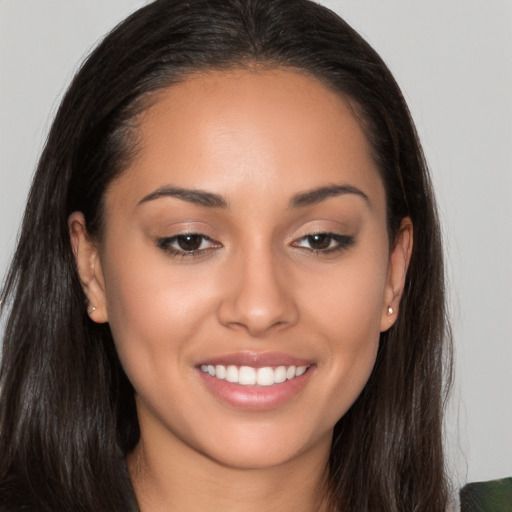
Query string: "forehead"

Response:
xmin=108 ymin=68 xmax=384 ymax=211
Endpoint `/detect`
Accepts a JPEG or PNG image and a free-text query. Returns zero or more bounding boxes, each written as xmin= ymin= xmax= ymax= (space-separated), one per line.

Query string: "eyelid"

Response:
xmin=291 ymin=232 xmax=355 ymax=254
xmin=156 ymin=233 xmax=222 ymax=259
xmin=154 ymin=225 xmax=354 ymax=260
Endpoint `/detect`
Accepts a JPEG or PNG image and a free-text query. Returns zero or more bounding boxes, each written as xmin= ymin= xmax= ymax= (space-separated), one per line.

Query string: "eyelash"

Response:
xmin=156 ymin=232 xmax=354 ymax=259
xmin=291 ymin=233 xmax=355 ymax=254
xmin=157 ymin=234 xmax=221 ymax=259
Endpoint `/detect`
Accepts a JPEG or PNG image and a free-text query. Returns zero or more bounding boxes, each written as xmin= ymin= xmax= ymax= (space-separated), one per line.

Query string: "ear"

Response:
xmin=380 ymin=217 xmax=413 ymax=332
xmin=68 ymin=212 xmax=108 ymax=323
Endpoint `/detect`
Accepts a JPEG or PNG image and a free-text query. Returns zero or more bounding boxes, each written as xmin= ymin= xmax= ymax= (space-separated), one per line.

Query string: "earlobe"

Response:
xmin=380 ymin=217 xmax=413 ymax=332
xmin=68 ymin=212 xmax=109 ymax=323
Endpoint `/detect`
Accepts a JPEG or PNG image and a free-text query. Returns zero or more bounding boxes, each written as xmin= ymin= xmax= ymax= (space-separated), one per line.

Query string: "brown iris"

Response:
xmin=176 ymin=234 xmax=203 ymax=251
xmin=307 ymin=234 xmax=332 ymax=250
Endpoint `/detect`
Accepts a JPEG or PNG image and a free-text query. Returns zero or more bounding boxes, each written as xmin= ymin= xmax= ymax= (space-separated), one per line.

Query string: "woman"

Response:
xmin=0 ymin=0 xmax=452 ymax=510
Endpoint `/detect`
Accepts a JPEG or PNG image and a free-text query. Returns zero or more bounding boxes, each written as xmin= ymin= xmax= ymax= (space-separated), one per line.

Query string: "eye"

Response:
xmin=157 ymin=234 xmax=221 ymax=257
xmin=292 ymin=233 xmax=354 ymax=254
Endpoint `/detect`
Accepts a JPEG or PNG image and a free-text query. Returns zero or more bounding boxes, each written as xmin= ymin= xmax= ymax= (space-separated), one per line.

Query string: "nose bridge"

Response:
xmin=217 ymin=237 xmax=298 ymax=336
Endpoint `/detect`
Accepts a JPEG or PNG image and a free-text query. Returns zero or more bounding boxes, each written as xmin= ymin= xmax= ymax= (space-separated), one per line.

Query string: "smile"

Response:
xmin=199 ymin=364 xmax=309 ymax=386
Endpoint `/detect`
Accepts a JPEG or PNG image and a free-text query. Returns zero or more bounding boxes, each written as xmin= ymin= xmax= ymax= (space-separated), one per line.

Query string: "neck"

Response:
xmin=128 ymin=429 xmax=333 ymax=512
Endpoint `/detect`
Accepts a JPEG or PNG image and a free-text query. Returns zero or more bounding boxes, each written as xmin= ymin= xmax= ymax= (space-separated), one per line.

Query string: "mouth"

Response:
xmin=196 ymin=353 xmax=314 ymax=410
xmin=199 ymin=364 xmax=310 ymax=386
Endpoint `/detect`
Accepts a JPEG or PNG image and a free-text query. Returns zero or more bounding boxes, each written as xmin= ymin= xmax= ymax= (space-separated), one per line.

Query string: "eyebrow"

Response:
xmin=138 ymin=186 xmax=228 ymax=209
xmin=290 ymin=184 xmax=369 ymax=208
xmin=137 ymin=183 xmax=368 ymax=210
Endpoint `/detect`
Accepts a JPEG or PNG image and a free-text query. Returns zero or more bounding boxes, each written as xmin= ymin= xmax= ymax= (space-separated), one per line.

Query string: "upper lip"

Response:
xmin=196 ymin=351 xmax=313 ymax=368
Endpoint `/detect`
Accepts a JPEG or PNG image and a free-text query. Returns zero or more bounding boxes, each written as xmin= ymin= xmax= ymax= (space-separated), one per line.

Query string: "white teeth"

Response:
xmin=296 ymin=366 xmax=307 ymax=376
xmin=239 ymin=366 xmax=257 ymax=385
xmin=256 ymin=367 xmax=274 ymax=386
xmin=200 ymin=363 xmax=310 ymax=386
xmin=274 ymin=366 xmax=287 ymax=383
xmin=215 ymin=364 xmax=226 ymax=380
xmin=225 ymin=365 xmax=238 ymax=383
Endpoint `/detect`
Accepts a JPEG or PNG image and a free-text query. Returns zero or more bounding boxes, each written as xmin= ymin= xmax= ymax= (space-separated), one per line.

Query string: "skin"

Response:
xmin=69 ymin=68 xmax=412 ymax=512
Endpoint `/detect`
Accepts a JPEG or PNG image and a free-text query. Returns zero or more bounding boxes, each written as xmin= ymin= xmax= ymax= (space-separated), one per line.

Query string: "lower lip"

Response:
xmin=197 ymin=367 xmax=314 ymax=411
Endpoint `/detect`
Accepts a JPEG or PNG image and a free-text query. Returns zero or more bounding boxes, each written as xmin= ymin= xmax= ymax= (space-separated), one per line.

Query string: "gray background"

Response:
xmin=1 ymin=0 xmax=511 ymax=489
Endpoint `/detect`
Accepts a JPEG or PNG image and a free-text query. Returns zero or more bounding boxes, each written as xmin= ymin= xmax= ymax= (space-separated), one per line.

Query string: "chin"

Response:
xmin=190 ymin=419 xmax=333 ymax=471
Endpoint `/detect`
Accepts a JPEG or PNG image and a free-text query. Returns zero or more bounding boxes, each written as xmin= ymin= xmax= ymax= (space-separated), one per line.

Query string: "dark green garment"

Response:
xmin=460 ymin=477 xmax=512 ymax=512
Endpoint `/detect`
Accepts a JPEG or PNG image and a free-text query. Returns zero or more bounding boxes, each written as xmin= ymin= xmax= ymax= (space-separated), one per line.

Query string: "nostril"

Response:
xmin=216 ymin=296 xmax=299 ymax=337
xmin=215 ymin=255 xmax=300 ymax=336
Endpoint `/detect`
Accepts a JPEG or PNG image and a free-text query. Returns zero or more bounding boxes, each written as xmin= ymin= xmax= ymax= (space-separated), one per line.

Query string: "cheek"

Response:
xmin=101 ymin=246 xmax=217 ymax=380
xmin=305 ymin=248 xmax=389 ymax=341
xmin=300 ymin=251 xmax=388 ymax=416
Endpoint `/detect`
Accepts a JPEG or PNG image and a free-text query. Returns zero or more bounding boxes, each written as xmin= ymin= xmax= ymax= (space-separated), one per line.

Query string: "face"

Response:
xmin=70 ymin=69 xmax=411 ymax=471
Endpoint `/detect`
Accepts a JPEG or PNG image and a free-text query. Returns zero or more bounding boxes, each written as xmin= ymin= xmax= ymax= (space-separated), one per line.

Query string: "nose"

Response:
xmin=216 ymin=246 xmax=299 ymax=337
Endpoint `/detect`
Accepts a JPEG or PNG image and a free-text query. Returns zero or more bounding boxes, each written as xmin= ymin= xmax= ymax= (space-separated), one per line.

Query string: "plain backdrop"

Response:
xmin=1 ymin=0 xmax=511 ymax=490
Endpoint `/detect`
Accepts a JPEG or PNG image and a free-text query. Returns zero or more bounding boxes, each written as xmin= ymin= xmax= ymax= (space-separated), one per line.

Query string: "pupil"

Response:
xmin=308 ymin=234 xmax=331 ymax=250
xmin=177 ymin=235 xmax=202 ymax=251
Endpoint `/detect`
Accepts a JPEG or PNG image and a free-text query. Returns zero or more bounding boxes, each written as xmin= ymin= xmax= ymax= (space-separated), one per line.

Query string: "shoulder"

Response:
xmin=460 ymin=477 xmax=512 ymax=512
xmin=0 ymin=478 xmax=40 ymax=512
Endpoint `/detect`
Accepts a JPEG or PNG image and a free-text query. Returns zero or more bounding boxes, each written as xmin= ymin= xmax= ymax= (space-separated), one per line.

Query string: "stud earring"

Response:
xmin=387 ymin=306 xmax=394 ymax=315
xmin=89 ymin=306 xmax=97 ymax=314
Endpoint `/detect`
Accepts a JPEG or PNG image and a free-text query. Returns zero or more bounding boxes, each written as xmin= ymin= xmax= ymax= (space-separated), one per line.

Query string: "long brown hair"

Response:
xmin=0 ymin=1 xmax=452 ymax=510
